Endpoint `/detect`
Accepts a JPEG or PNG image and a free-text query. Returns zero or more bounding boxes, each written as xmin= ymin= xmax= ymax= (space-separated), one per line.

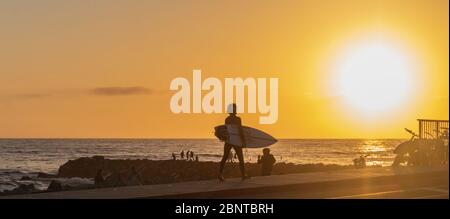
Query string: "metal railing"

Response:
xmin=418 ymin=119 xmax=449 ymax=139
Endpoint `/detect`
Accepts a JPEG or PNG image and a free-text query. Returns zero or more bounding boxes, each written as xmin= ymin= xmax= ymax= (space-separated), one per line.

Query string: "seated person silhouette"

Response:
xmin=257 ymin=148 xmax=276 ymax=176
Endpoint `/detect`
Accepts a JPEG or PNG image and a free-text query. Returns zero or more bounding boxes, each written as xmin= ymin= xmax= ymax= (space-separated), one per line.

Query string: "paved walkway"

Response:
xmin=2 ymin=166 xmax=448 ymax=199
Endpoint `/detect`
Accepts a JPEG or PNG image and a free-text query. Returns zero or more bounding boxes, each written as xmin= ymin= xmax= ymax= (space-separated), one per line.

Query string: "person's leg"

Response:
xmin=233 ymin=146 xmax=248 ymax=178
xmin=219 ymin=144 xmax=232 ymax=176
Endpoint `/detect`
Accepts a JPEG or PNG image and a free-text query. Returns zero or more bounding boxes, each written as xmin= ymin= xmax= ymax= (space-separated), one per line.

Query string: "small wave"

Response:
xmin=0 ymin=181 xmax=16 ymax=186
xmin=0 ymin=170 xmax=27 ymax=175
xmin=0 ymin=185 xmax=17 ymax=192
xmin=330 ymin=151 xmax=354 ymax=155
xmin=197 ymin=153 xmax=222 ymax=158
xmin=4 ymin=150 xmax=41 ymax=154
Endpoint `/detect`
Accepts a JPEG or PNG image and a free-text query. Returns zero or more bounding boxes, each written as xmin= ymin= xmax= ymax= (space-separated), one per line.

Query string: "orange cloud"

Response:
xmin=89 ymin=87 xmax=152 ymax=96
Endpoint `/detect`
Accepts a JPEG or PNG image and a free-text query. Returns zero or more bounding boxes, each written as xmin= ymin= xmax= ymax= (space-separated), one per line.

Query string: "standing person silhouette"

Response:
xmin=218 ymin=103 xmax=250 ymax=181
xmin=190 ymin=151 xmax=194 ymax=161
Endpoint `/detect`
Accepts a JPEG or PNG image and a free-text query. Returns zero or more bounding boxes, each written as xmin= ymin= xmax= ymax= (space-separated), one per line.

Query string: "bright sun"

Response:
xmin=338 ymin=41 xmax=413 ymax=113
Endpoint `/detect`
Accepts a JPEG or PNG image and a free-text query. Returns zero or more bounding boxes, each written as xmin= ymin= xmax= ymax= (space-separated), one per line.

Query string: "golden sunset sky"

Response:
xmin=0 ymin=0 xmax=448 ymax=138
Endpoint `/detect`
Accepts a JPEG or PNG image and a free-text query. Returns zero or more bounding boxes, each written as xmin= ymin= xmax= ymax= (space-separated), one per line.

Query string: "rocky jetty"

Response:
xmin=58 ymin=156 xmax=353 ymax=186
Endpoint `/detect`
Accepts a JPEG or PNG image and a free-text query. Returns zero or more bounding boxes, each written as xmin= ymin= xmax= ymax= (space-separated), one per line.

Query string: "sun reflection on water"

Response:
xmin=357 ymin=140 xmax=393 ymax=167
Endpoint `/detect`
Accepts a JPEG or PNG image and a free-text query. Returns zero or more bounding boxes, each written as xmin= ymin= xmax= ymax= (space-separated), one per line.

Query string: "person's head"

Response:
xmin=263 ymin=148 xmax=270 ymax=155
xmin=227 ymin=103 xmax=237 ymax=116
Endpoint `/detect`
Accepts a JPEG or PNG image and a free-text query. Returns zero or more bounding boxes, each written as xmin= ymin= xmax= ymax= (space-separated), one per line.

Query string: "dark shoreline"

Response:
xmin=1 ymin=156 xmax=356 ymax=196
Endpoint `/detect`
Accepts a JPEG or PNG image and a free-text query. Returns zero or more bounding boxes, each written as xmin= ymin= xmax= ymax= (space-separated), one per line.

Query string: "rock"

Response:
xmin=20 ymin=176 xmax=32 ymax=180
xmin=47 ymin=180 xmax=63 ymax=191
xmin=13 ymin=183 xmax=36 ymax=193
xmin=58 ymin=157 xmax=102 ymax=178
xmin=55 ymin=157 xmax=353 ymax=188
xmin=104 ymin=172 xmax=126 ymax=187
xmin=92 ymin=155 xmax=105 ymax=160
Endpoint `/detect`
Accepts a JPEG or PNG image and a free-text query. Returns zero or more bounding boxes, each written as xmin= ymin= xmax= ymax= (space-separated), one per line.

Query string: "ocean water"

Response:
xmin=0 ymin=138 xmax=404 ymax=192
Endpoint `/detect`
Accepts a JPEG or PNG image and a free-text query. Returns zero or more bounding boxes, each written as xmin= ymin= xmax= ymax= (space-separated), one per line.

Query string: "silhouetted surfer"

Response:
xmin=218 ymin=103 xmax=250 ymax=181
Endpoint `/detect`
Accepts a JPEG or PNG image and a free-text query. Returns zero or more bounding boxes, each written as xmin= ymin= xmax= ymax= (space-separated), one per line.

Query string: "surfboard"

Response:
xmin=214 ymin=124 xmax=277 ymax=148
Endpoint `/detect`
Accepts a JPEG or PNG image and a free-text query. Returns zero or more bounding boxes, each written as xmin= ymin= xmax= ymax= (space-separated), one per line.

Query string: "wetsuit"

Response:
xmin=219 ymin=114 xmax=246 ymax=177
